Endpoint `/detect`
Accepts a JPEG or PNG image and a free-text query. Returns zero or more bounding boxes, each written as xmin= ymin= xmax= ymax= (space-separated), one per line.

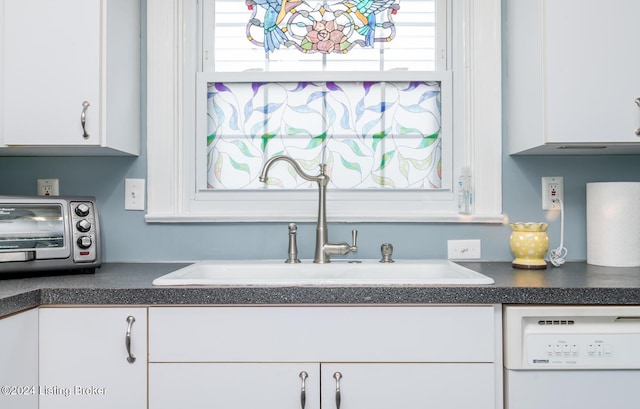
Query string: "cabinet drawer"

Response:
xmin=149 ymin=306 xmax=496 ymax=362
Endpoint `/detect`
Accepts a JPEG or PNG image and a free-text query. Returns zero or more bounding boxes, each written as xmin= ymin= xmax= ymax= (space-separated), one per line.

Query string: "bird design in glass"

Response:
xmin=250 ymin=0 xmax=301 ymax=53
xmin=348 ymin=0 xmax=398 ymax=46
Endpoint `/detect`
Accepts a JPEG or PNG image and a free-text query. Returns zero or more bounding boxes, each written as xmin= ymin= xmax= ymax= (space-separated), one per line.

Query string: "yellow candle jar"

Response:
xmin=509 ymin=222 xmax=550 ymax=269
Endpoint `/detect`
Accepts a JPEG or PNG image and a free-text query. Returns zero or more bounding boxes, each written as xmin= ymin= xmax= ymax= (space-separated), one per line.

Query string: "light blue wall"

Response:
xmin=2 ymin=138 xmax=639 ymax=263
xmin=1 ymin=3 xmax=639 ymax=263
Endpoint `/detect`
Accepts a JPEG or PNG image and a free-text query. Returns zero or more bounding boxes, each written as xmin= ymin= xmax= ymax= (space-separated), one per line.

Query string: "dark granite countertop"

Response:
xmin=2 ymin=261 xmax=640 ymax=317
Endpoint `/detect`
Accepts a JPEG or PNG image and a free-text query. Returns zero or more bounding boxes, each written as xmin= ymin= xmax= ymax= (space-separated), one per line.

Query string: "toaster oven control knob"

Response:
xmin=76 ymin=219 xmax=92 ymax=232
xmin=75 ymin=203 xmax=91 ymax=217
xmin=77 ymin=236 xmax=93 ymax=249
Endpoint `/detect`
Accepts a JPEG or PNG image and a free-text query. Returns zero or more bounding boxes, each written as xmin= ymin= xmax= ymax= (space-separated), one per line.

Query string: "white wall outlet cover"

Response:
xmin=542 ymin=176 xmax=564 ymax=210
xmin=125 ymin=179 xmax=145 ymax=211
xmin=447 ymin=239 xmax=481 ymax=260
xmin=37 ymin=179 xmax=59 ymax=196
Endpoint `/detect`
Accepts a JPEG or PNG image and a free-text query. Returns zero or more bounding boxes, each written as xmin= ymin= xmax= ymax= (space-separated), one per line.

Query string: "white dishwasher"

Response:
xmin=504 ymin=305 xmax=640 ymax=409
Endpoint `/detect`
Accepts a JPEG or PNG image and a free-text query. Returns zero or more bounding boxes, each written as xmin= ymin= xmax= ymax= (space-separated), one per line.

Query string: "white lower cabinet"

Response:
xmin=39 ymin=307 xmax=147 ymax=409
xmin=150 ymin=362 xmax=494 ymax=409
xmin=320 ymin=363 xmax=495 ymax=409
xmin=150 ymin=363 xmax=321 ymax=409
xmin=148 ymin=305 xmax=502 ymax=409
xmin=0 ymin=309 xmax=38 ymax=409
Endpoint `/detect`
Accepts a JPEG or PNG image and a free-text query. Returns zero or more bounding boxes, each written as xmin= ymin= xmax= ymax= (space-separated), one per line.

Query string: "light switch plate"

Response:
xmin=447 ymin=239 xmax=481 ymax=259
xmin=125 ymin=179 xmax=145 ymax=211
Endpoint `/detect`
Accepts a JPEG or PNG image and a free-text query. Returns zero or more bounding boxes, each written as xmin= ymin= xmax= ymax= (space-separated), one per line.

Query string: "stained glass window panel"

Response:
xmin=204 ymin=0 xmax=439 ymax=72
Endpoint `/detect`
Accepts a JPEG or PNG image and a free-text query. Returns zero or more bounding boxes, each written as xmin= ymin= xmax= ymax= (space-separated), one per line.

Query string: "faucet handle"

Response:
xmin=350 ymin=229 xmax=358 ymax=252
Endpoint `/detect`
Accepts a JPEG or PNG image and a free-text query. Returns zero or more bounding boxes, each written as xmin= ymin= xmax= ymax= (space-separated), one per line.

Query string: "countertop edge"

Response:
xmin=0 ymin=289 xmax=41 ymax=318
xmin=3 ymin=262 xmax=640 ymax=318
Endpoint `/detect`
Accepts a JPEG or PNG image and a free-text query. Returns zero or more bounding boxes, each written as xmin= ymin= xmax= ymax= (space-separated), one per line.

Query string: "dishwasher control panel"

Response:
xmin=526 ymin=333 xmax=640 ymax=368
xmin=504 ymin=305 xmax=640 ymax=370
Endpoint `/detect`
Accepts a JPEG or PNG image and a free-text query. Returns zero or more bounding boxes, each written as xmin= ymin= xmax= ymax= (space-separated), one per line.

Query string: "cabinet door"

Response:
xmin=39 ymin=307 xmax=147 ymax=409
xmin=0 ymin=309 xmax=38 ymax=409
xmin=321 ymin=363 xmax=495 ymax=409
xmin=149 ymin=363 xmax=321 ymax=409
xmin=545 ymin=0 xmax=640 ymax=144
xmin=2 ymin=0 xmax=101 ymax=146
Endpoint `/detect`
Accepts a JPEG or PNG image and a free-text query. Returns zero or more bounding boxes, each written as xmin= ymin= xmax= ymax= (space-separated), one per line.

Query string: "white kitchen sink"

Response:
xmin=152 ymin=259 xmax=494 ymax=286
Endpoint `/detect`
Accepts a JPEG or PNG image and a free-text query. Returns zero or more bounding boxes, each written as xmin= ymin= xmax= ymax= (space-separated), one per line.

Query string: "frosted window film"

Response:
xmin=206 ymin=81 xmax=441 ymax=190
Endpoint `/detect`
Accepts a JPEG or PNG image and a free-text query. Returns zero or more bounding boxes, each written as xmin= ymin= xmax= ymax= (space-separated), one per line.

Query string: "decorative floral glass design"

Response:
xmin=206 ymin=81 xmax=441 ymax=190
xmin=246 ymin=0 xmax=401 ymax=54
xmin=208 ymin=0 xmax=437 ymax=72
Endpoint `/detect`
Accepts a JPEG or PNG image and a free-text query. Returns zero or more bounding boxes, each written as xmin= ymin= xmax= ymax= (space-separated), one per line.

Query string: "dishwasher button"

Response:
xmin=605 ymin=344 xmax=613 ymax=357
xmin=596 ymin=344 xmax=604 ymax=356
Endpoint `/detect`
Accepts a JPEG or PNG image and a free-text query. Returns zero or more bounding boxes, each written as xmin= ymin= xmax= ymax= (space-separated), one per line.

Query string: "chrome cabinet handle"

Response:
xmin=125 ymin=315 xmax=136 ymax=363
xmin=81 ymin=101 xmax=90 ymax=139
xmin=333 ymin=372 xmax=342 ymax=409
xmin=299 ymin=371 xmax=308 ymax=409
xmin=636 ymin=99 xmax=640 ymax=136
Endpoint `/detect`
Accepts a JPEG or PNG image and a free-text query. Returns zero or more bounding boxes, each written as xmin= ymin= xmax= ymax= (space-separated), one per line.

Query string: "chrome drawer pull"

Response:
xmin=125 ymin=315 xmax=136 ymax=363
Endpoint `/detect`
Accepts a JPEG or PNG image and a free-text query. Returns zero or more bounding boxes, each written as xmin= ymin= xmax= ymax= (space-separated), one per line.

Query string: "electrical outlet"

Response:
xmin=125 ymin=179 xmax=145 ymax=210
xmin=37 ymin=179 xmax=59 ymax=196
xmin=447 ymin=239 xmax=481 ymax=260
xmin=542 ymin=176 xmax=564 ymax=210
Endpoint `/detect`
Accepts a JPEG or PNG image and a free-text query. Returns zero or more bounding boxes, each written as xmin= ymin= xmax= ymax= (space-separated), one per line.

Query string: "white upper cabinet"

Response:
xmin=0 ymin=0 xmax=140 ymax=156
xmin=507 ymin=0 xmax=640 ymax=154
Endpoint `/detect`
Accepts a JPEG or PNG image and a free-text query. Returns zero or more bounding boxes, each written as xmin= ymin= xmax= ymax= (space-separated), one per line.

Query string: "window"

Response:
xmin=146 ymin=0 xmax=502 ymax=222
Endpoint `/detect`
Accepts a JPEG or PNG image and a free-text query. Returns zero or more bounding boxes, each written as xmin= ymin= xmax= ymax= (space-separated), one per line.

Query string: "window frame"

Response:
xmin=146 ymin=0 xmax=502 ymax=223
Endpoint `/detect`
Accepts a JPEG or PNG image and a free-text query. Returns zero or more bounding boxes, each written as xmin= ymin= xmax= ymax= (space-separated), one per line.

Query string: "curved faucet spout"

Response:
xmin=259 ymin=155 xmax=357 ymax=263
xmin=259 ymin=155 xmax=324 ymax=184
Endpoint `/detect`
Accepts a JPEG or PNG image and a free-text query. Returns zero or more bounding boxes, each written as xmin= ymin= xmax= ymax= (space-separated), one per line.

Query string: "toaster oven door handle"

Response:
xmin=0 ymin=251 xmax=35 ymax=262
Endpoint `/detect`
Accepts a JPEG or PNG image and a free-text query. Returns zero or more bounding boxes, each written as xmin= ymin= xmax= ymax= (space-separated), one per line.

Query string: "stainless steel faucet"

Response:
xmin=259 ymin=155 xmax=358 ymax=263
